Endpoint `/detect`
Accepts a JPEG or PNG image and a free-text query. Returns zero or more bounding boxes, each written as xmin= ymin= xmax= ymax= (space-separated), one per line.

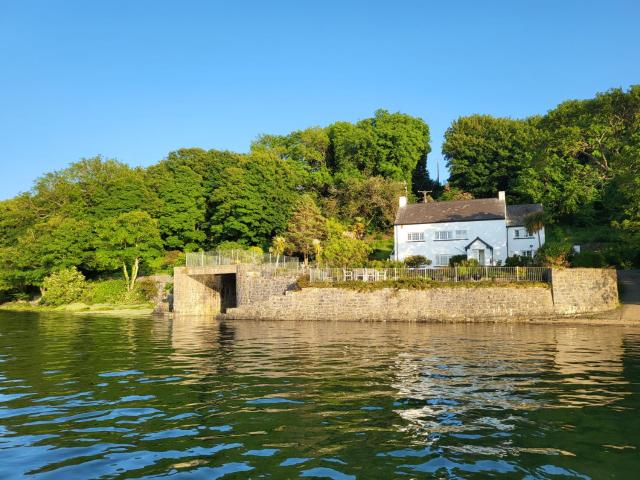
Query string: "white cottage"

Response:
xmin=393 ymin=192 xmax=545 ymax=266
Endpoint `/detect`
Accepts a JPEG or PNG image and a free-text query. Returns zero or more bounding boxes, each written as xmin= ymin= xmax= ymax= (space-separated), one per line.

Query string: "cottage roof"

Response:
xmin=394 ymin=198 xmax=506 ymax=225
xmin=505 ymin=204 xmax=543 ymax=227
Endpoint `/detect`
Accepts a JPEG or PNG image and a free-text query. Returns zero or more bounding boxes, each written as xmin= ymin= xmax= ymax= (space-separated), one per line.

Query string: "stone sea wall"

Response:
xmin=551 ymin=268 xmax=619 ymax=314
xmin=225 ymin=268 xmax=619 ymax=322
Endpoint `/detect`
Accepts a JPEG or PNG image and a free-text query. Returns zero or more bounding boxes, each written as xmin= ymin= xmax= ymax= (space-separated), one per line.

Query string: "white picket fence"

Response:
xmin=308 ymin=266 xmax=551 ymax=284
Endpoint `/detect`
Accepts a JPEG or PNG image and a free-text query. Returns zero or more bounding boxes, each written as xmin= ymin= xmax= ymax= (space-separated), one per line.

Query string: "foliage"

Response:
xmin=322 ymin=237 xmax=372 ymax=268
xmin=297 ymin=276 xmax=549 ymax=292
xmin=82 ymin=279 xmax=128 ymax=304
xmin=404 ymin=255 xmax=431 ymax=268
xmin=505 ymin=255 xmax=535 ymax=267
xmin=524 ymin=211 xmax=546 ymax=247
xmin=571 ymin=252 xmax=608 ymax=268
xmin=534 ymin=242 xmax=573 ymax=267
xmin=42 ymin=267 xmax=86 ymax=306
xmin=94 ymin=211 xmax=163 ymax=291
xmin=283 ymin=195 xmax=327 ymax=264
xmin=332 ymin=176 xmax=406 ymax=231
xmin=209 ymin=149 xmax=304 ymax=246
xmin=448 ymin=255 xmax=468 ymax=266
xmin=438 ymin=184 xmax=474 ymax=201
xmin=443 ymin=115 xmax=539 ymax=200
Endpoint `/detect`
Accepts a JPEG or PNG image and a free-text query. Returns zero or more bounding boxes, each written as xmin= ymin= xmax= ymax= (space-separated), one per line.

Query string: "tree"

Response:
xmin=334 ymin=176 xmax=406 ymax=231
xmin=328 ymin=110 xmax=431 ymax=193
xmin=443 ymin=115 xmax=539 ymax=201
xmin=524 ymin=211 xmax=545 ymax=249
xmin=146 ymin=162 xmax=206 ymax=250
xmin=94 ymin=211 xmax=163 ymax=291
xmin=283 ymin=195 xmax=327 ymax=265
xmin=322 ymin=237 xmax=372 ymax=268
xmin=269 ymin=236 xmax=287 ymax=268
xmin=209 ymin=149 xmax=303 ymax=246
xmin=438 ymin=184 xmax=474 ymax=201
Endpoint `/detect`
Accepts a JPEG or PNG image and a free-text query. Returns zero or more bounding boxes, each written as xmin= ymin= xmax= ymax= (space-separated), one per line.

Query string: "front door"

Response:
xmin=478 ymin=249 xmax=485 ymax=265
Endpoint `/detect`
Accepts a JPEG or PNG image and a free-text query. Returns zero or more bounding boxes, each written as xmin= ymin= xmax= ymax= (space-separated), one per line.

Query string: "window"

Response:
xmin=435 ymin=230 xmax=467 ymax=240
xmin=435 ymin=231 xmax=453 ymax=240
xmin=435 ymin=254 xmax=452 ymax=266
xmin=523 ymin=250 xmax=533 ymax=258
xmin=407 ymin=232 xmax=424 ymax=242
xmin=514 ymin=228 xmax=533 ymax=239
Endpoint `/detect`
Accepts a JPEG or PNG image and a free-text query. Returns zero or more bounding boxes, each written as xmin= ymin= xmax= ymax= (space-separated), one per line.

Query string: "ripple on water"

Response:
xmin=0 ymin=315 xmax=639 ymax=479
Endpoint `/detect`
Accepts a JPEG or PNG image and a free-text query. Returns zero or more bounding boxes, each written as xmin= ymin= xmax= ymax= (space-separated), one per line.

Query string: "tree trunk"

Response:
xmin=129 ymin=257 xmax=140 ymax=292
xmin=122 ymin=262 xmax=130 ymax=290
xmin=537 ymin=230 xmax=541 ymax=250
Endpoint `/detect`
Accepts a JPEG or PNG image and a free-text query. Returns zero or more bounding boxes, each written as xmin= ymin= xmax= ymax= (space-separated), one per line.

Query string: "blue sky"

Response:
xmin=1 ymin=0 xmax=638 ymax=199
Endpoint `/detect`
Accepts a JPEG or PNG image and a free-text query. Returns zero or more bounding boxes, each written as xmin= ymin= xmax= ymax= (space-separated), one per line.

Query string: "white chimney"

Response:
xmin=498 ymin=191 xmax=506 ymax=201
xmin=399 ymin=196 xmax=408 ymax=208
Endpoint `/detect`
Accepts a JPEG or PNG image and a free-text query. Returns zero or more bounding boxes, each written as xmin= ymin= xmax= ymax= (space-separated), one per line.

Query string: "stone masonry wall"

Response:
xmin=552 ymin=268 xmax=618 ymax=314
xmin=225 ymin=268 xmax=618 ymax=321
xmin=235 ymin=265 xmax=299 ymax=306
xmin=226 ymin=285 xmax=555 ymax=322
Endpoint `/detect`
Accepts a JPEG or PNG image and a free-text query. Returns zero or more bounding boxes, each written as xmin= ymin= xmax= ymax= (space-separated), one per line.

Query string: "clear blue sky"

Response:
xmin=1 ymin=0 xmax=638 ymax=200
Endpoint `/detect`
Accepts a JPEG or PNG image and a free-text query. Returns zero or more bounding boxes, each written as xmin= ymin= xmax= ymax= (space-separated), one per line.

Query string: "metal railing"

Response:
xmin=186 ymin=250 xmax=300 ymax=269
xmin=309 ymin=266 xmax=551 ymax=284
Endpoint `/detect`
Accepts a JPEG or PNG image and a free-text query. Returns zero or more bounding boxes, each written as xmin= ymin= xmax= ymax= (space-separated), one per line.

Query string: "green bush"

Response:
xmin=365 ymin=259 xmax=405 ymax=268
xmin=505 ymin=255 xmax=534 ymax=267
xmin=534 ymin=242 xmax=573 ymax=267
xmin=134 ymin=278 xmax=158 ymax=302
xmin=82 ymin=279 xmax=128 ymax=304
xmin=42 ymin=267 xmax=86 ymax=306
xmin=322 ymin=237 xmax=372 ymax=267
xmin=571 ymin=251 xmax=608 ymax=268
xmin=404 ymin=255 xmax=431 ymax=268
xmin=448 ymin=255 xmax=468 ymax=266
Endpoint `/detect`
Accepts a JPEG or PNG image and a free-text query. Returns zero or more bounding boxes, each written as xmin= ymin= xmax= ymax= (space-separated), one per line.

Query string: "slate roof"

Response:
xmin=394 ymin=198 xmax=506 ymax=225
xmin=505 ymin=204 xmax=543 ymax=227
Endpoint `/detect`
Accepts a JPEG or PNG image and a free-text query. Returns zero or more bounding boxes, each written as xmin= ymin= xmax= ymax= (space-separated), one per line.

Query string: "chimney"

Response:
xmin=399 ymin=196 xmax=408 ymax=208
xmin=498 ymin=191 xmax=506 ymax=201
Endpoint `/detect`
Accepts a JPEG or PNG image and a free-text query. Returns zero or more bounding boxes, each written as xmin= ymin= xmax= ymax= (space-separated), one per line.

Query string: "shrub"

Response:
xmin=42 ymin=267 xmax=86 ymax=306
xmin=505 ymin=255 xmax=534 ymax=267
xmin=404 ymin=255 xmax=431 ymax=268
xmin=448 ymin=255 xmax=468 ymax=266
xmin=366 ymin=259 xmax=405 ymax=268
xmin=322 ymin=237 xmax=372 ymax=267
xmin=534 ymin=242 xmax=573 ymax=267
xmin=135 ymin=278 xmax=158 ymax=302
xmin=571 ymin=251 xmax=607 ymax=268
xmin=82 ymin=279 xmax=128 ymax=304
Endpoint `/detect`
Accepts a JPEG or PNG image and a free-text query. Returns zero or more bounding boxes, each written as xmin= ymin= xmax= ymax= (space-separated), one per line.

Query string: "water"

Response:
xmin=1 ymin=312 xmax=639 ymax=479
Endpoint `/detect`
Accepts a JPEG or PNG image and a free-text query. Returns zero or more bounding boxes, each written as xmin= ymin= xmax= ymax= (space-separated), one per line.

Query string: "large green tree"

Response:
xmin=94 ymin=211 xmax=163 ymax=291
xmin=443 ymin=115 xmax=539 ymax=201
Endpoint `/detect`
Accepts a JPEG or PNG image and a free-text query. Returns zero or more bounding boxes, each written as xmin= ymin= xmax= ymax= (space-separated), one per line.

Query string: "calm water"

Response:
xmin=1 ymin=313 xmax=639 ymax=479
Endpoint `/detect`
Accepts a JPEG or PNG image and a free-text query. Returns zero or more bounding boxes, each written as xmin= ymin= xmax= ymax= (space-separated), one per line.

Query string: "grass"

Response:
xmin=368 ymin=238 xmax=394 ymax=261
xmin=0 ymin=301 xmax=153 ymax=314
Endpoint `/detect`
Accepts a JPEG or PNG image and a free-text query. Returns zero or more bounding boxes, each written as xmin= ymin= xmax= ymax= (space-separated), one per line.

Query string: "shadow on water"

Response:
xmin=0 ymin=311 xmax=639 ymax=479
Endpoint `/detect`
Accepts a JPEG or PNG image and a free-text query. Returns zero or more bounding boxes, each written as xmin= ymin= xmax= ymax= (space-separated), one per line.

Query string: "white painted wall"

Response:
xmin=507 ymin=226 xmax=546 ymax=257
xmin=394 ymin=219 xmax=508 ymax=266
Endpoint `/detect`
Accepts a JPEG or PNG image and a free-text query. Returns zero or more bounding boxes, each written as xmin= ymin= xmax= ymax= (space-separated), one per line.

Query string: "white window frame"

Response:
xmin=434 ymin=231 xmax=454 ymax=241
xmin=407 ymin=232 xmax=425 ymax=242
xmin=435 ymin=254 xmax=452 ymax=266
xmin=455 ymin=229 xmax=468 ymax=240
xmin=514 ymin=228 xmax=533 ymax=239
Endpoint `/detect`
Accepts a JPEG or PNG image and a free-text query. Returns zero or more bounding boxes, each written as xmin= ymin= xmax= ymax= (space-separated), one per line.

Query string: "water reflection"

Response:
xmin=0 ymin=313 xmax=639 ymax=479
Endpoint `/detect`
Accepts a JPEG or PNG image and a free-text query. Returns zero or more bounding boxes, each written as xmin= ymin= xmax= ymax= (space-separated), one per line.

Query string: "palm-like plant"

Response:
xmin=269 ymin=235 xmax=287 ymax=268
xmin=524 ymin=211 xmax=545 ymax=249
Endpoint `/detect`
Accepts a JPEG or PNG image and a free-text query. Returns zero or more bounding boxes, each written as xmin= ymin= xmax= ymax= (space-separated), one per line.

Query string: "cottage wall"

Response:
xmin=394 ymin=219 xmax=508 ymax=265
